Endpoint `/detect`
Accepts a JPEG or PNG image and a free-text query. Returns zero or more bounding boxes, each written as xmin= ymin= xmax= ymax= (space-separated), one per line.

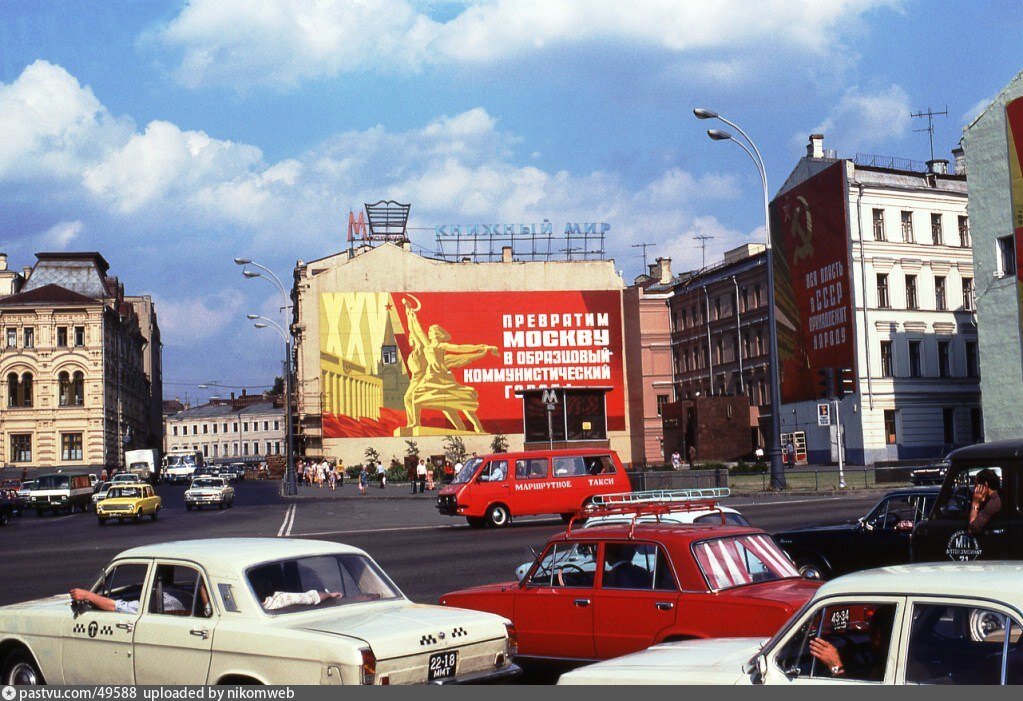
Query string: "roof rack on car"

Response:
xmin=566 ymin=488 xmax=732 ymax=538
xmin=589 ymin=488 xmax=730 ymax=506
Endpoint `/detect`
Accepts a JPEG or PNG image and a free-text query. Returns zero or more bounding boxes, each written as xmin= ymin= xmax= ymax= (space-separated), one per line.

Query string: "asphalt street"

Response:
xmin=0 ymin=479 xmax=886 ymax=607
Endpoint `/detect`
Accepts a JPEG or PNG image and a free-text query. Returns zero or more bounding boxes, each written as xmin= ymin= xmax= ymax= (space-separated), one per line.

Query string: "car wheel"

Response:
xmin=968 ymin=607 xmax=1006 ymax=642
xmin=36 ymin=509 xmax=44 ymax=518
xmin=0 ymin=511 xmax=8 ymax=526
xmin=186 ymin=504 xmax=193 ymax=511
xmin=227 ymin=499 xmax=233 ymax=509
xmin=560 ymin=513 xmax=575 ymax=523
xmin=150 ymin=509 xmax=159 ymax=521
xmin=98 ymin=517 xmax=105 ymax=526
xmin=465 ymin=516 xmax=485 ymax=528
xmin=795 ymin=556 xmax=826 ymax=580
xmin=218 ymin=501 xmax=224 ymax=510
xmin=486 ymin=504 xmax=510 ymax=528
xmin=2 ymin=648 xmax=45 ymax=685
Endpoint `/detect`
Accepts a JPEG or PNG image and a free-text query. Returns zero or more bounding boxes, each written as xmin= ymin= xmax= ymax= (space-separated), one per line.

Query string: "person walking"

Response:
xmin=426 ymin=464 xmax=435 ymax=491
xmin=358 ymin=465 xmax=369 ymax=495
xmin=687 ymin=444 xmax=696 ymax=470
xmin=444 ymin=461 xmax=455 ymax=483
xmin=416 ymin=459 xmax=427 ymax=494
xmin=376 ymin=461 xmax=386 ymax=489
xmin=670 ymin=450 xmax=682 ymax=471
xmin=296 ymin=461 xmax=304 ymax=486
xmin=785 ymin=440 xmax=796 ymax=470
xmin=327 ymin=465 xmax=337 ymax=491
xmin=408 ymin=461 xmax=417 ymax=494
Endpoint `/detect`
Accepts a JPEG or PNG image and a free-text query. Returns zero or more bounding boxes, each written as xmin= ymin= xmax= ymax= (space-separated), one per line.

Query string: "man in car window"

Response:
xmin=69 ymin=587 xmax=185 ymax=615
xmin=968 ymin=468 xmax=1002 ymax=535
xmin=809 ymin=606 xmax=895 ymax=681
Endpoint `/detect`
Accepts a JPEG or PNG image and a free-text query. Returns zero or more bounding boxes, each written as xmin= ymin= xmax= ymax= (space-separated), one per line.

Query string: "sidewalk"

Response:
xmin=288 ymin=481 xmax=443 ymax=500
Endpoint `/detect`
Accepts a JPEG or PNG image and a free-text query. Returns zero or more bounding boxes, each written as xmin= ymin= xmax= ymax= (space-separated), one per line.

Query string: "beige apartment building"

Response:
xmin=0 ymin=252 xmax=159 ymax=469
xmin=164 ymin=400 xmax=285 ymax=462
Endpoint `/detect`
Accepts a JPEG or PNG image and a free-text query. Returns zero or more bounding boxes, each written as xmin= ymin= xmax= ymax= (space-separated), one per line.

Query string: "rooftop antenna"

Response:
xmin=694 ymin=234 xmax=715 ymax=268
xmin=910 ymin=107 xmax=948 ymax=162
xmin=632 ymin=242 xmax=655 ymax=271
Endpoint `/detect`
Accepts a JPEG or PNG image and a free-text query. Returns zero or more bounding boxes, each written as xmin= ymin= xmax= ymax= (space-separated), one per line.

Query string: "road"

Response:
xmin=0 ymin=480 xmax=884 ymax=606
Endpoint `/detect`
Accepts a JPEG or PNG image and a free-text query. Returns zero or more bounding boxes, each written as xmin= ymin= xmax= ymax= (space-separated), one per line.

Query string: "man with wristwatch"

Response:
xmin=808 ymin=605 xmax=896 ymax=681
xmin=968 ymin=468 xmax=1002 ymax=535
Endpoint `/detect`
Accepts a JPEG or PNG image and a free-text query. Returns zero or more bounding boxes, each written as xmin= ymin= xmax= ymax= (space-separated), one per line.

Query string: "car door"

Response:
xmin=915 ymin=465 xmax=1009 ymax=562
xmin=514 ymin=541 xmax=599 ymax=660
xmin=859 ymin=495 xmax=922 ymax=569
xmin=512 ymin=457 xmax=552 ymax=515
xmin=132 ymin=562 xmax=216 ymax=684
xmin=61 ymin=560 xmax=150 ymax=684
xmin=593 ymin=541 xmax=679 ymax=659
xmin=469 ymin=459 xmax=510 ymax=514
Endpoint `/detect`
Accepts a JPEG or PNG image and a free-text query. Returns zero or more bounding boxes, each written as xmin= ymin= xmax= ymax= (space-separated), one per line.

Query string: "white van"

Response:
xmin=27 ymin=472 xmax=93 ymax=515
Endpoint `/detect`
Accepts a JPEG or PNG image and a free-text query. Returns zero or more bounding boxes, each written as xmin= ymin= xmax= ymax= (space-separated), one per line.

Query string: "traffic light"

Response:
xmin=817 ymin=367 xmax=835 ymax=399
xmin=837 ymin=367 xmax=855 ymax=398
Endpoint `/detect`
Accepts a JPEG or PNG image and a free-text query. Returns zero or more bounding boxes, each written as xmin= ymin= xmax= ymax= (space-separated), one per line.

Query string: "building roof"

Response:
xmin=817 ymin=562 xmax=1023 ymax=606
xmin=169 ymin=401 xmax=281 ymax=420
xmin=0 ymin=283 xmax=100 ymax=307
xmin=672 ymin=249 xmax=767 ymax=294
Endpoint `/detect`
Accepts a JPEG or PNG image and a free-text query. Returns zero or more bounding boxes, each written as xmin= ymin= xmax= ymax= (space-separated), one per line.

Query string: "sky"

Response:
xmin=1 ymin=0 xmax=1021 ymax=401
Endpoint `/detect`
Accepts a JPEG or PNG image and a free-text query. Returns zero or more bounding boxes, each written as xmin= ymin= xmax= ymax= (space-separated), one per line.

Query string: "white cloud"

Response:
xmin=962 ymin=96 xmax=993 ymax=126
xmin=38 ymin=220 xmax=84 ymax=250
xmin=154 ymin=289 xmax=246 ymax=346
xmin=149 ymin=0 xmax=900 ymax=89
xmin=808 ymin=84 xmax=912 ymax=152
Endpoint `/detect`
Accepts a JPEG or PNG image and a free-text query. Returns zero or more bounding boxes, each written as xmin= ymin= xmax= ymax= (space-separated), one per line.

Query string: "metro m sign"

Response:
xmin=347 ymin=210 xmax=368 ymax=242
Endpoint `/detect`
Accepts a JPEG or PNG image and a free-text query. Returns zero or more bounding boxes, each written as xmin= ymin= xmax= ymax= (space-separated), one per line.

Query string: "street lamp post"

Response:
xmin=235 ymin=258 xmax=297 ymax=496
xmin=694 ymin=108 xmax=786 ymax=489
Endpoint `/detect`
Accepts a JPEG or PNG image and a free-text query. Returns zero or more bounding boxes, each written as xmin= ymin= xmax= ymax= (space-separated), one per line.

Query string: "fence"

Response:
xmin=628 ymin=469 xmax=729 ymax=491
xmin=630 ymin=467 xmax=880 ymax=494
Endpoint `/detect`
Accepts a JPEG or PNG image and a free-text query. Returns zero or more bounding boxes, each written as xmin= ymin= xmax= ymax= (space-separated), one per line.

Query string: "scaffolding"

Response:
xmin=434 ymin=221 xmax=607 ymax=262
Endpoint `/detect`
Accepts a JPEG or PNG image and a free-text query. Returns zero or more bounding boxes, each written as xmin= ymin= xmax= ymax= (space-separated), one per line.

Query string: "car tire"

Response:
xmin=218 ymin=502 xmax=224 ymax=510
xmin=150 ymin=508 xmax=159 ymax=521
xmin=97 ymin=518 xmax=105 ymax=526
xmin=2 ymin=647 xmax=45 ymax=685
xmin=227 ymin=499 xmax=233 ymax=509
xmin=486 ymin=504 xmax=510 ymax=528
xmin=0 ymin=511 xmax=8 ymax=526
xmin=795 ymin=556 xmax=826 ymax=580
xmin=186 ymin=504 xmax=193 ymax=511
xmin=36 ymin=509 xmax=44 ymax=518
xmin=465 ymin=516 xmax=486 ymax=528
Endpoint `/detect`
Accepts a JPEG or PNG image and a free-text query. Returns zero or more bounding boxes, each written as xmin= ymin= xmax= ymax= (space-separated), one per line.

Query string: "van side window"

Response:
xmin=553 ymin=457 xmax=588 ymax=477
xmin=516 ymin=459 xmax=548 ymax=480
xmin=585 ymin=455 xmax=617 ymax=475
xmin=478 ymin=460 xmax=508 ymax=482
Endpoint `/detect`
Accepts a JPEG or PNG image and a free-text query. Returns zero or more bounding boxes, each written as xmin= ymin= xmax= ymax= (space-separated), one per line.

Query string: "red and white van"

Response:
xmin=436 ymin=448 xmax=631 ymax=528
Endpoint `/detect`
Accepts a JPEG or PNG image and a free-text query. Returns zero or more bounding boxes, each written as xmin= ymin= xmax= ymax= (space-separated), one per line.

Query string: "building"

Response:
xmin=291 ymin=242 xmax=632 ymax=467
xmin=0 ymin=252 xmax=160 ymax=469
xmin=771 ymin=135 xmax=978 ymax=464
xmin=164 ymin=398 xmax=285 ymax=462
xmin=623 ymin=258 xmax=674 ymax=466
xmin=961 ymin=70 xmax=1023 ymax=441
xmin=126 ymin=295 xmax=163 ymax=451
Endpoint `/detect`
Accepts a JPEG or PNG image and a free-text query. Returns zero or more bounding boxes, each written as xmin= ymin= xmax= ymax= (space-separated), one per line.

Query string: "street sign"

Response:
xmin=817 ymin=403 xmax=831 ymax=426
xmin=541 ymin=388 xmax=559 ymax=412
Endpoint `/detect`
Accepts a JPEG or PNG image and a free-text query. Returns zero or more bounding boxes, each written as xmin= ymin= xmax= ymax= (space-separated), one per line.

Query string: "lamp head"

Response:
xmin=707 ymin=129 xmax=732 ymax=141
xmin=197 ymin=383 xmax=210 ymax=389
xmin=242 ymin=270 xmax=261 ymax=278
xmin=233 ymin=257 xmax=251 ymax=265
xmin=254 ymin=322 xmax=268 ymax=329
xmin=693 ymin=108 xmax=718 ymax=120
xmin=246 ymin=314 xmax=260 ymax=320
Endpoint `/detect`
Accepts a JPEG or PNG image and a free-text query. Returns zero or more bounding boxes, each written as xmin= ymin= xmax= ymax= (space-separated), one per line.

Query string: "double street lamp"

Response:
xmin=694 ymin=108 xmax=786 ymax=489
xmin=234 ymin=258 xmax=297 ymax=496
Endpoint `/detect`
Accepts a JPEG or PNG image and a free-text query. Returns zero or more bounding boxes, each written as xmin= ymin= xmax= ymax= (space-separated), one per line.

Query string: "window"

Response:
xmin=96 ymin=563 xmax=150 ymax=610
xmin=970 ymin=408 xmax=983 ymax=444
xmin=865 ymin=494 xmax=934 ymax=530
xmin=528 ymin=542 xmax=597 ymax=588
xmin=243 ymin=422 xmax=249 ymax=432
xmin=930 ymin=213 xmax=943 ymax=245
xmin=552 ymin=455 xmax=616 ymax=477
xmin=222 ymin=423 xmax=228 ymax=432
xmin=72 ymin=372 xmax=84 ymax=405
xmin=74 ymin=326 xmax=85 ymax=347
xmin=958 ymin=215 xmax=971 ymax=247
xmin=478 ymin=459 xmax=508 ymax=482
xmin=966 ymin=341 xmax=979 ymax=378
xmin=265 ymin=441 xmax=272 ymax=455
xmin=756 ymin=331 xmax=763 ymax=355
xmin=935 ymin=276 xmax=947 ymax=311
xmin=212 ymin=423 xmax=218 ymax=434
xmin=172 ymin=426 xmax=178 ymax=436
xmin=23 ymin=327 xmax=34 ymax=349
xmin=9 ymin=434 xmax=31 ymax=462
xmin=232 ymin=423 xmax=238 ymax=432
xmin=243 ymin=442 xmax=249 ymax=456
xmin=381 ymin=345 xmax=398 ymax=365
xmin=901 ymin=211 xmax=914 ymax=242
xmin=61 ymin=433 xmax=83 ymax=461
xmin=274 ymin=420 xmax=280 ymax=431
xmin=939 ymin=466 xmax=1003 ymax=518
xmin=938 ymin=341 xmax=951 ymax=377
xmin=6 ymin=372 xmax=33 ymax=407
xmin=656 ymin=394 xmax=669 ymax=416
xmin=5 ymin=328 xmax=15 ymax=348
xmin=905 ymin=275 xmax=918 ymax=309
xmin=880 ymin=341 xmax=893 ymax=377
xmin=909 ymin=340 xmax=922 ymax=377
xmin=248 ymin=554 xmax=400 ymax=613
xmin=754 ymin=284 xmax=762 ymax=307
xmin=263 ymin=421 xmax=269 ymax=431
xmin=56 ymin=326 xmax=68 ymax=347
xmin=602 ymin=543 xmax=676 ymax=590
xmin=943 ymin=407 xmax=955 ymax=445
xmin=515 ymin=458 xmax=548 ymax=480
xmin=997 ymin=235 xmax=1016 ymax=277
xmin=693 ymin=535 xmax=799 ymax=591
xmin=716 ymin=338 xmax=723 ymax=364
xmin=775 ymin=603 xmax=897 ymax=682
xmin=714 ymin=297 xmax=721 ymax=320
xmin=962 ymin=277 xmax=974 ymax=311
xmin=876 ymin=274 xmax=890 ymax=308
xmin=274 ymin=442 xmax=280 ymax=454
xmin=872 ymin=208 xmax=886 ymax=240
xmin=202 ymin=424 xmax=208 ymax=434
xmin=58 ymin=371 xmax=72 ymax=406
xmin=148 ymin=564 xmax=213 ymax=618
xmin=202 ymin=445 xmax=208 ymax=457
xmin=213 ymin=444 xmax=219 ymax=457
xmin=884 ymin=410 xmax=897 ymax=444
xmin=905 ymin=604 xmax=1021 ymax=685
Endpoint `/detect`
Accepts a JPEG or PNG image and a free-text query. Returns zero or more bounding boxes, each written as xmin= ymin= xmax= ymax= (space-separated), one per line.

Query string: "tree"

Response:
xmin=271 ymin=376 xmax=284 ymax=396
xmin=491 ymin=433 xmax=508 ymax=454
xmin=364 ymin=446 xmax=381 ymax=465
xmin=443 ymin=436 xmax=468 ymax=465
xmin=405 ymin=440 xmax=420 ymax=460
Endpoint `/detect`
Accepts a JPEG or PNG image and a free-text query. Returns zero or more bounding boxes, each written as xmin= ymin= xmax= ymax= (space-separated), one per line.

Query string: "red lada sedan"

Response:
xmin=441 ymin=523 xmax=821 ymax=663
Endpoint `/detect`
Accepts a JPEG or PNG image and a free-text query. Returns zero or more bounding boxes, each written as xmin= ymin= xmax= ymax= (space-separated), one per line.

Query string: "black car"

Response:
xmin=912 ymin=439 xmax=1023 ymax=563
xmin=909 ymin=455 xmax=951 ymax=486
xmin=0 ymin=489 xmax=18 ymax=525
xmin=774 ymin=486 xmax=939 ymax=580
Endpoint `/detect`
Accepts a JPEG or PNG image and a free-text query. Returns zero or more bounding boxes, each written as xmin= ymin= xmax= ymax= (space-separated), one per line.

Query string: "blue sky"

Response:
xmin=1 ymin=0 xmax=1021 ymax=401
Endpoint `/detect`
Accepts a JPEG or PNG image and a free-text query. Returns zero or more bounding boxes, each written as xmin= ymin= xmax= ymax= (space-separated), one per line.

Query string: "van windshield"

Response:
xmin=168 ymin=455 xmax=197 ymax=467
xmin=35 ymin=475 xmax=70 ymax=490
xmin=452 ymin=457 xmax=483 ymax=484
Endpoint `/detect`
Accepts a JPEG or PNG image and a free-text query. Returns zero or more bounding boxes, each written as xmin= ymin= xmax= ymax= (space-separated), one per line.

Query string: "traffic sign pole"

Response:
xmin=834 ymin=398 xmax=845 ymax=488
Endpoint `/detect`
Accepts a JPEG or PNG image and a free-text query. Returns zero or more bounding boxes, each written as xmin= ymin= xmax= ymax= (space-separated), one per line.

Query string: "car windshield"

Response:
xmin=247 ymin=554 xmax=401 ymax=613
xmin=129 ymin=462 xmax=149 ymax=471
xmin=35 ymin=475 xmax=70 ymax=489
xmin=108 ymin=487 xmax=143 ymax=499
xmin=451 ymin=457 xmax=483 ymax=484
xmin=192 ymin=479 xmax=221 ymax=488
xmin=693 ymin=534 xmax=800 ymax=591
xmin=98 ymin=482 xmax=111 ymax=491
xmin=19 ymin=481 xmax=35 ymax=492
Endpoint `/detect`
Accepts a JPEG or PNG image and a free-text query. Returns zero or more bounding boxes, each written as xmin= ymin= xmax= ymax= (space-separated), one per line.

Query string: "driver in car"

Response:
xmin=809 ymin=606 xmax=895 ymax=680
xmin=968 ymin=468 xmax=1002 ymax=535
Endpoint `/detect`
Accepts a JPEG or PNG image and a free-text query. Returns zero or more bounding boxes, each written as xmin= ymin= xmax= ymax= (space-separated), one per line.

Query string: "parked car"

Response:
xmin=27 ymin=473 xmax=93 ymax=515
xmin=559 ymin=562 xmax=1023 ymax=685
xmin=220 ymin=463 xmax=246 ymax=482
xmin=441 ymin=520 xmax=819 ymax=664
xmin=436 ymin=448 xmax=632 ymax=528
xmin=91 ymin=482 xmax=113 ymax=507
xmin=0 ymin=478 xmax=21 ymax=490
xmin=912 ymin=439 xmax=1022 ymax=563
xmin=185 ymin=477 xmax=235 ymax=510
xmin=96 ymin=484 xmax=162 ymax=525
xmin=0 ymin=489 xmax=17 ymax=526
xmin=16 ymin=480 xmax=35 ymax=513
xmin=909 ymin=454 xmax=952 ymax=486
xmin=774 ymin=487 xmax=939 ymax=579
xmin=0 ymin=538 xmax=521 ymax=685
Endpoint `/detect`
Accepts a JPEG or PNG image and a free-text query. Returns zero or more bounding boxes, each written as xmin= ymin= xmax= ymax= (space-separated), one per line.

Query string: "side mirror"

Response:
xmin=742 ymin=654 xmax=768 ymax=684
xmin=858 ymin=517 xmax=869 ymax=531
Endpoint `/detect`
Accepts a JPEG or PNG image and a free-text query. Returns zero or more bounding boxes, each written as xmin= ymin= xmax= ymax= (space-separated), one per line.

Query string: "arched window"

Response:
xmin=72 ymin=371 xmax=85 ymax=406
xmin=58 ymin=371 xmax=71 ymax=407
xmin=7 ymin=373 xmax=17 ymax=407
xmin=21 ymin=372 xmax=33 ymax=407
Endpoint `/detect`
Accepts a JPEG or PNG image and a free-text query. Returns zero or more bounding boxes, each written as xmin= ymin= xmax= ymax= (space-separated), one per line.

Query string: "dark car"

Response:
xmin=220 ymin=463 xmax=246 ymax=481
xmin=912 ymin=439 xmax=1023 ymax=563
xmin=910 ymin=455 xmax=951 ymax=486
xmin=0 ymin=488 xmax=18 ymax=525
xmin=774 ymin=486 xmax=939 ymax=580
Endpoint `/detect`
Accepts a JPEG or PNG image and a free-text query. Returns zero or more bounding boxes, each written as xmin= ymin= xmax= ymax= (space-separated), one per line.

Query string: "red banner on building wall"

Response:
xmin=1006 ymin=97 xmax=1023 ymax=366
xmin=318 ymin=290 xmax=625 ymax=438
xmin=769 ymin=162 xmax=856 ymax=403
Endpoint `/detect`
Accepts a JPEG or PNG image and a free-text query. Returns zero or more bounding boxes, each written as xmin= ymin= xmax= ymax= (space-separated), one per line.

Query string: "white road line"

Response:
xmin=285 ymin=503 xmax=296 ymax=536
xmin=277 ymin=504 xmax=295 ymax=537
xmin=16 ymin=515 xmax=76 ymax=526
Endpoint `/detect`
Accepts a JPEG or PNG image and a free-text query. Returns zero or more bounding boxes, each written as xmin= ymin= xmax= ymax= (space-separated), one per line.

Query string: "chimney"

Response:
xmin=656 ymin=257 xmax=672 ymax=284
xmin=502 ymin=246 xmax=513 ymax=263
xmin=926 ymin=159 xmax=949 ymax=175
xmin=22 ymin=266 xmax=31 ymax=280
xmin=807 ymin=134 xmax=825 ymax=159
xmin=648 ymin=262 xmax=659 ymax=278
xmin=401 ymin=240 xmax=411 ymax=251
xmin=0 ymin=254 xmax=6 ymax=271
xmin=230 ymin=392 xmax=236 ymax=400
xmin=952 ymin=147 xmax=966 ymax=176
xmin=241 ymin=389 xmax=247 ymax=397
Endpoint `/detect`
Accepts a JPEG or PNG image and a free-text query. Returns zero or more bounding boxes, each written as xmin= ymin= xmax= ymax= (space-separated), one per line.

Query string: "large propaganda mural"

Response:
xmin=1007 ymin=96 xmax=1023 ymax=363
xmin=770 ymin=161 xmax=856 ymax=403
xmin=319 ymin=291 xmax=625 ymax=438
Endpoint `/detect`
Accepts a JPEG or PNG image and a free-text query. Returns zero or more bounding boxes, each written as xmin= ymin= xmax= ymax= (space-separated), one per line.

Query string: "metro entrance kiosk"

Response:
xmin=514 ymin=387 xmax=613 ymax=450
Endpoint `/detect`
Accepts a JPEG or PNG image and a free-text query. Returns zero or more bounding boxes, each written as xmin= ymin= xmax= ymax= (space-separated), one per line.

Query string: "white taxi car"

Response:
xmin=184 ymin=477 xmax=235 ymax=510
xmin=559 ymin=562 xmax=1023 ymax=686
xmin=0 ymin=538 xmax=520 ymax=685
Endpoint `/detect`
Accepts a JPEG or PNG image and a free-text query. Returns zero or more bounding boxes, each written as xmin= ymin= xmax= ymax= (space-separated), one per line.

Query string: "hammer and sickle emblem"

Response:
xmin=88 ymin=621 xmax=98 ymax=638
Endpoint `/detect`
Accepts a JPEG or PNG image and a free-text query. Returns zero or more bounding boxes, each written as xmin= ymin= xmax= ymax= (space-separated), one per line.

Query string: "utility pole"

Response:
xmin=694 ymin=235 xmax=714 ymax=268
xmin=632 ymin=242 xmax=655 ymax=271
xmin=910 ymin=107 xmax=948 ymax=162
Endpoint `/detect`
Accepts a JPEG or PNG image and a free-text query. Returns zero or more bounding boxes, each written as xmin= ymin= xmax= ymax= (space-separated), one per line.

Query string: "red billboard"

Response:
xmin=318 ymin=290 xmax=625 ymax=437
xmin=1007 ymin=97 xmax=1023 ymax=362
xmin=769 ymin=161 xmax=856 ymax=403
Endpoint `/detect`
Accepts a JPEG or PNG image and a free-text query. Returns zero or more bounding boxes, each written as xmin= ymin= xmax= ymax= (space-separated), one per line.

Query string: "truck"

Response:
xmin=163 ymin=449 xmax=204 ymax=485
xmin=124 ymin=448 xmax=160 ymax=483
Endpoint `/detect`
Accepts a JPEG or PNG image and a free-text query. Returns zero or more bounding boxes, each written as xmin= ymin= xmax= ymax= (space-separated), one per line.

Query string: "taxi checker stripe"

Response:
xmin=451 ymin=627 xmax=467 ymax=637
xmin=420 ymin=634 xmax=437 ymax=646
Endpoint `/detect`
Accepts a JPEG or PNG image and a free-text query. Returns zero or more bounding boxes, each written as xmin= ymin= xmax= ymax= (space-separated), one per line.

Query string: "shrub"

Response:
xmin=491 ymin=434 xmax=508 ymax=454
